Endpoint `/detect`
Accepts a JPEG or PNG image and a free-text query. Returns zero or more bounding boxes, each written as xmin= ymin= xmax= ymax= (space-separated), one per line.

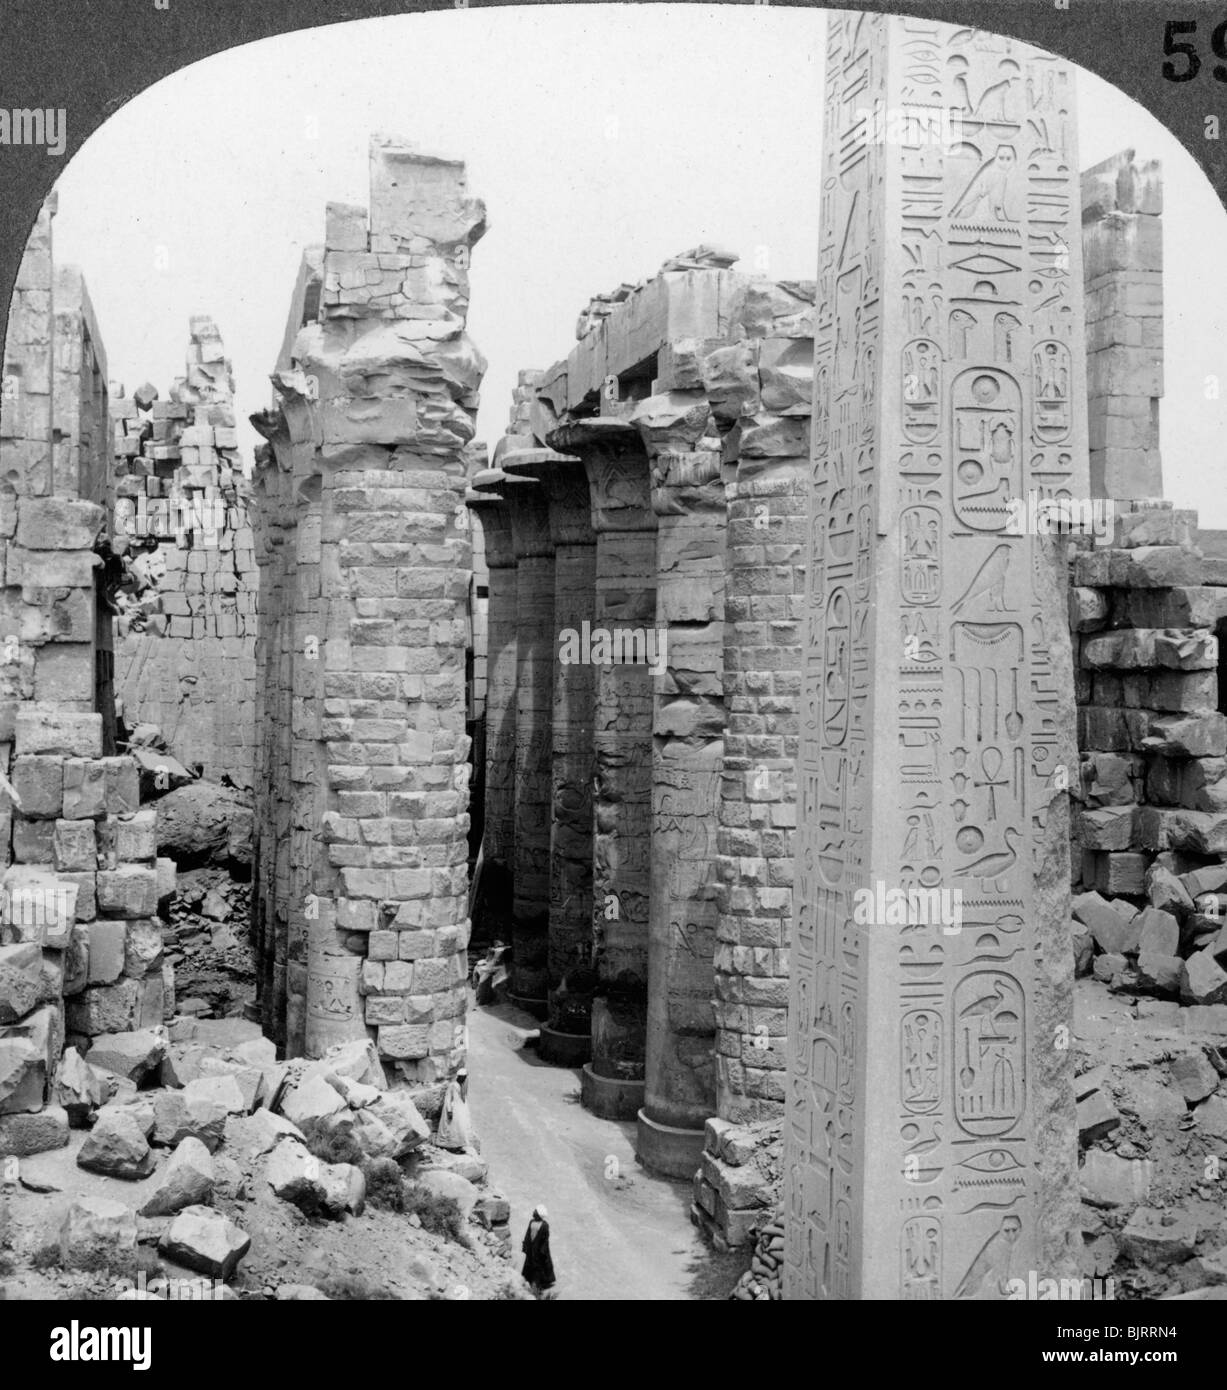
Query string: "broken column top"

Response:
xmin=367 ymin=132 xmax=487 ymax=250
xmin=658 ymin=244 xmax=739 ymax=273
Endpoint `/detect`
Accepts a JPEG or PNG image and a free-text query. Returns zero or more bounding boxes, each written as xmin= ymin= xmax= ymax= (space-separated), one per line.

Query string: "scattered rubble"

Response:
xmin=0 ymin=1019 xmax=528 ymax=1301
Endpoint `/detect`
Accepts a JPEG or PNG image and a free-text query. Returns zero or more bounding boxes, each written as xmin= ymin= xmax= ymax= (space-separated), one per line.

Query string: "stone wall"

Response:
xmin=251 ymin=137 xmax=486 ymax=1106
xmin=1071 ymin=502 xmax=1227 ymax=1008
xmin=0 ymin=205 xmax=174 ymax=1159
xmin=111 ymin=317 xmax=257 ymax=786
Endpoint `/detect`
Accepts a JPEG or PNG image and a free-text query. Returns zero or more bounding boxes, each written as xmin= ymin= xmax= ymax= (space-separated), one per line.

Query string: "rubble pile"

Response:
xmin=1074 ymin=978 xmax=1227 ymax=1297
xmin=164 ymin=867 xmax=254 ymax=1021
xmin=1 ymin=715 xmax=177 ymax=1161
xmin=691 ymin=1117 xmax=781 ymax=1249
xmin=0 ymin=1025 xmax=527 ymax=1300
xmin=1072 ymin=501 xmax=1227 ymax=1008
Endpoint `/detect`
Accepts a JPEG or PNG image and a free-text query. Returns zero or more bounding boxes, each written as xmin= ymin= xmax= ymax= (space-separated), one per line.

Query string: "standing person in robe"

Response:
xmin=521 ymin=1204 xmax=556 ymax=1297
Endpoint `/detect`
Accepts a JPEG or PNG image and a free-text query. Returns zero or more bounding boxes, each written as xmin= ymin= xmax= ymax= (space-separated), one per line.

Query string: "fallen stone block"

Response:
xmin=1185 ymin=1248 xmax=1227 ymax=1287
xmin=277 ymin=1072 xmax=347 ymax=1134
xmin=265 ymin=1140 xmax=333 ymax=1216
xmin=51 ymin=1046 xmax=114 ymax=1126
xmin=1136 ymin=907 xmax=1179 ymax=957
xmin=1092 ymin=952 xmax=1127 ymax=985
xmin=419 ymin=1145 xmax=488 ymax=1184
xmin=152 ymin=1085 xmax=226 ymax=1153
xmin=1182 ymin=949 xmax=1227 ymax=1006
xmin=320 ymin=1160 xmax=365 ymax=1217
xmin=323 ymin=1071 xmax=381 ymax=1109
xmin=223 ymin=1107 xmax=305 ymax=1158
xmin=86 ymin=1029 xmax=166 ymax=1086
xmin=60 ymin=1195 xmax=138 ymax=1271
xmin=0 ymin=941 xmax=44 ymax=1023
xmin=227 ymin=1036 xmax=276 ymax=1070
xmin=317 ymin=1037 xmax=385 ymax=1090
xmin=1196 ymin=1095 xmax=1227 ymax=1141
xmin=414 ymin=1167 xmax=478 ymax=1218
xmin=158 ymin=1205 xmax=250 ymax=1280
xmin=78 ymin=1107 xmax=156 ymax=1180
xmin=1135 ymin=954 xmax=1182 ymax=995
xmin=138 ymin=1136 xmax=214 ymax=1217
xmin=0 ymin=1031 xmax=45 ymax=1114
xmin=364 ymin=1089 xmax=429 ymax=1157
xmin=473 ymin=1195 xmax=511 ymax=1230
xmin=1182 ymin=864 xmax=1227 ymax=899
xmin=1119 ymin=1207 xmax=1199 ymax=1268
xmin=1071 ymin=892 xmax=1137 ymax=955
xmin=197 ymin=1057 xmax=266 ymax=1114
xmin=1171 ymin=1051 xmax=1220 ymax=1103
xmin=1077 ymin=1090 xmax=1121 ymax=1144
xmin=0 ymin=1105 xmax=69 ymax=1156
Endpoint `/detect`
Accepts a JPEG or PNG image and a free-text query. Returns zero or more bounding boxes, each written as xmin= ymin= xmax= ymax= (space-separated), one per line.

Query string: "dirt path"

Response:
xmin=466 ymin=996 xmax=739 ymax=1300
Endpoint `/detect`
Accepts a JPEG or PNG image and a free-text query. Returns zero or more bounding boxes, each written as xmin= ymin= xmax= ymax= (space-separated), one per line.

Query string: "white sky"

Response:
xmin=48 ymin=4 xmax=1227 ymax=525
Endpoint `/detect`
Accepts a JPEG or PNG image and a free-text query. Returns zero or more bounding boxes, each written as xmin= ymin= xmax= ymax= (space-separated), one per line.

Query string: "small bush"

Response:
xmin=305 ymin=1125 xmax=364 ymax=1167
xmin=402 ymin=1184 xmax=464 ymax=1243
xmin=30 ymin=1241 xmax=61 ymax=1271
xmin=361 ymin=1157 xmax=405 ymax=1213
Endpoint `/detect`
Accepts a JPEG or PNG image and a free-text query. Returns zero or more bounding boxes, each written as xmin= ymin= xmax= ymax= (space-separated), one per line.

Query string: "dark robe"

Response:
xmin=522 ymin=1218 xmax=555 ymax=1290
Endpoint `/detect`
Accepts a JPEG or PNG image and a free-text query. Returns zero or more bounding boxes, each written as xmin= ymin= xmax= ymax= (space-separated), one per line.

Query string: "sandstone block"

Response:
xmin=60 ymin=1195 xmax=137 ymax=1270
xmin=139 ymin=1136 xmax=214 ymax=1217
xmin=159 ymin=1205 xmax=250 ymax=1280
xmin=78 ymin=1107 xmax=156 ymax=1179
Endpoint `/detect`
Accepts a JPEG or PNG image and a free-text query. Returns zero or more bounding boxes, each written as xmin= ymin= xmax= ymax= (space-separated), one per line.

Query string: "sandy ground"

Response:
xmin=467 ymin=995 xmax=744 ymax=1300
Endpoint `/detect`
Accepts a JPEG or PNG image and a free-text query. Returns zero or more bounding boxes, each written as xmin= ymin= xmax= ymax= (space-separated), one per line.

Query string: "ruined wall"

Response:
xmin=110 ymin=318 xmax=257 ymax=786
xmin=252 ymin=138 xmax=486 ymax=1101
xmin=0 ymin=207 xmax=174 ymax=1159
xmin=1081 ymin=152 xmax=1162 ymax=500
xmin=1071 ymin=502 xmax=1227 ymax=1008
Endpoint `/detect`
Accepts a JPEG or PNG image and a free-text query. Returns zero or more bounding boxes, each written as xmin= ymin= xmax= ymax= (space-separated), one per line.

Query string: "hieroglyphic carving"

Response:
xmin=785 ymin=13 xmax=1084 ymax=1300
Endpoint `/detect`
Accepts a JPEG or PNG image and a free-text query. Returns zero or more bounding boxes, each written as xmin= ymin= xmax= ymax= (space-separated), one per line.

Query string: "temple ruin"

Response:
xmin=1 ymin=11 xmax=1226 ymax=1303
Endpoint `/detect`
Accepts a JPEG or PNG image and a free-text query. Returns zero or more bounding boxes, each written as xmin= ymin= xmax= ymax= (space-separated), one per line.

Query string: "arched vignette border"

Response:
xmin=0 ymin=0 xmax=1222 ymax=363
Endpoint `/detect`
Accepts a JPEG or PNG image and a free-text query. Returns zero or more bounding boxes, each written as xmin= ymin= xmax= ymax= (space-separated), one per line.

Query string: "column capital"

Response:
xmin=500 ymin=446 xmax=595 ymax=548
xmin=466 ymin=482 xmax=516 ymax=569
xmin=547 ymin=419 xmax=653 ymax=533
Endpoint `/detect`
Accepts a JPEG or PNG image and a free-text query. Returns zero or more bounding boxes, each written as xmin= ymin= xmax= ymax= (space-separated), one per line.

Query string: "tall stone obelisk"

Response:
xmin=784 ymin=13 xmax=1082 ymax=1300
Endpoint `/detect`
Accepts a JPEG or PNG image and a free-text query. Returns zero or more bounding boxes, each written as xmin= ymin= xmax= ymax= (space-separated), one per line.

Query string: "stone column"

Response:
xmin=500 ymin=445 xmax=598 ymax=1065
xmin=706 ymin=288 xmax=814 ymax=1135
xmin=1081 ymin=151 xmax=1163 ymax=500
xmin=254 ymin=139 xmax=486 ymax=1106
xmin=488 ymin=468 xmax=555 ymax=1015
xmin=631 ymin=392 xmax=725 ymax=1175
xmin=464 ymin=485 xmax=516 ymax=945
xmin=550 ymin=419 xmax=655 ymax=1119
xmin=784 ymin=13 xmax=1082 ymax=1300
